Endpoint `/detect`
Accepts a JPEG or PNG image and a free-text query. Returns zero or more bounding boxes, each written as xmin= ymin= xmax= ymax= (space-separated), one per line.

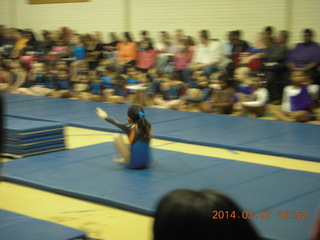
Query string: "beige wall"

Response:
xmin=0 ymin=0 xmax=319 ymax=45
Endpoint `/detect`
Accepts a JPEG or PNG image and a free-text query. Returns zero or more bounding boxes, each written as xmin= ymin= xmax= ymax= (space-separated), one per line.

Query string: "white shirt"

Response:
xmin=281 ymin=84 xmax=319 ymax=111
xmin=193 ymin=40 xmax=226 ymax=67
xmin=242 ymin=88 xmax=269 ymax=107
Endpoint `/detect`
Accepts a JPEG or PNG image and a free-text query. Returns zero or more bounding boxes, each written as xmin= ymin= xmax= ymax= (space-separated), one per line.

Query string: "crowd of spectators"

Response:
xmin=0 ymin=26 xmax=319 ymax=122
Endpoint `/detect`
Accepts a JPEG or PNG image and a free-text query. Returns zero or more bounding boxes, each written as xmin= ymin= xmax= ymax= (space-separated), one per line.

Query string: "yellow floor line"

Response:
xmin=153 ymin=142 xmax=320 ymax=173
xmin=65 ymin=126 xmax=320 ymax=173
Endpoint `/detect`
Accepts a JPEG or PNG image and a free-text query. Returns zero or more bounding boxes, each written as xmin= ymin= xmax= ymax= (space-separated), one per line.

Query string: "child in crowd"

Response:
xmin=27 ymin=61 xmax=46 ymax=87
xmin=96 ymin=105 xmax=152 ymax=169
xmin=71 ymin=34 xmax=86 ymax=61
xmin=46 ymin=38 xmax=70 ymax=61
xmin=72 ymin=73 xmax=91 ymax=97
xmin=103 ymin=75 xmax=127 ymax=104
xmin=183 ymin=73 xmax=212 ymax=112
xmin=0 ymin=61 xmax=12 ymax=91
xmin=233 ymin=67 xmax=254 ymax=112
xmin=89 ymin=71 xmax=102 ymax=96
xmin=152 ymin=73 xmax=186 ymax=110
xmin=8 ymin=60 xmax=27 ymax=92
xmin=18 ymin=61 xmax=53 ymax=96
xmin=56 ymin=69 xmax=71 ymax=91
xmin=207 ymin=73 xmax=234 ymax=114
xmin=273 ymin=70 xmax=319 ymax=122
xmin=240 ymin=72 xmax=270 ymax=117
xmin=136 ymin=40 xmax=157 ymax=73
xmin=174 ymin=39 xmax=194 ymax=81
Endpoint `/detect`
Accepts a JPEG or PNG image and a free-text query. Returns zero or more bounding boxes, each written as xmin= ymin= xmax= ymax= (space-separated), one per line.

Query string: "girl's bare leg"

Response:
xmin=113 ymin=134 xmax=130 ymax=164
xmin=291 ymin=110 xmax=310 ymax=122
xmin=272 ymin=109 xmax=295 ymax=121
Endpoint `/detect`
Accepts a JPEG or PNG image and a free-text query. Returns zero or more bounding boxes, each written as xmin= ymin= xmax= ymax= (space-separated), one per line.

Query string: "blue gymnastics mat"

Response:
xmin=3 ymin=93 xmax=320 ymax=162
xmin=3 ymin=143 xmax=320 ymax=240
xmin=3 ymin=117 xmax=66 ymax=157
xmin=0 ymin=210 xmax=86 ymax=240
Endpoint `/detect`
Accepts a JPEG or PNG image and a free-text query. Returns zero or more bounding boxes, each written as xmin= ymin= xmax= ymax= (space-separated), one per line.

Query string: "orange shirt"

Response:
xmin=117 ymin=42 xmax=138 ymax=61
xmin=15 ymin=38 xmax=28 ymax=49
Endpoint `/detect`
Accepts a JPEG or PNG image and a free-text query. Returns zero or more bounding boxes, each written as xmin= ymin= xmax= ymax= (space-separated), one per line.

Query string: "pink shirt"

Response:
xmin=174 ymin=51 xmax=193 ymax=71
xmin=136 ymin=49 xmax=157 ymax=69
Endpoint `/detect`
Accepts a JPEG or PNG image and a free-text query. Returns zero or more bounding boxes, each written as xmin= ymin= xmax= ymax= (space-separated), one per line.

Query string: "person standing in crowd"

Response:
xmin=287 ymin=29 xmax=320 ymax=84
xmin=183 ymin=30 xmax=226 ymax=84
xmin=225 ymin=30 xmax=250 ymax=76
xmin=116 ymin=32 xmax=138 ymax=73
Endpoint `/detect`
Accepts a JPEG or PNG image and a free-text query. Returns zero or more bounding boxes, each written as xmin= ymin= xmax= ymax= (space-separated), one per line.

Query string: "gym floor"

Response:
xmin=1 ymin=123 xmax=320 ymax=240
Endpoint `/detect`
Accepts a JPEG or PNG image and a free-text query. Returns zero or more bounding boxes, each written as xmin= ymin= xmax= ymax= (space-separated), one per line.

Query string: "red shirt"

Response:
xmin=136 ymin=49 xmax=156 ymax=69
xmin=174 ymin=51 xmax=193 ymax=71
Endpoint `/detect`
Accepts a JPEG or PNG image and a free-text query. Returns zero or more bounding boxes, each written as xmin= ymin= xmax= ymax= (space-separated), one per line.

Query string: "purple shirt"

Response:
xmin=287 ymin=42 xmax=320 ymax=68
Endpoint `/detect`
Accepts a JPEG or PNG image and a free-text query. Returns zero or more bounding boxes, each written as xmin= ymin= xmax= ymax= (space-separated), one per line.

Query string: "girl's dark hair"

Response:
xmin=153 ymin=189 xmax=261 ymax=240
xmin=124 ymin=32 xmax=133 ymax=42
xmin=304 ymin=28 xmax=313 ymax=35
xmin=200 ymin=30 xmax=209 ymax=40
xmin=141 ymin=39 xmax=154 ymax=50
xmin=218 ymin=74 xmax=233 ymax=88
xmin=127 ymin=105 xmax=151 ymax=142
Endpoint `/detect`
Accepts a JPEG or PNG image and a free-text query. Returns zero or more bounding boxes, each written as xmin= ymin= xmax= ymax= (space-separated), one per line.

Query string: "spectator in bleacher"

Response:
xmin=275 ymin=30 xmax=289 ymax=47
xmin=273 ymin=70 xmax=319 ymax=122
xmin=168 ymin=29 xmax=185 ymax=54
xmin=207 ymin=73 xmax=234 ymax=114
xmin=174 ymin=39 xmax=194 ymax=81
xmin=0 ymin=61 xmax=12 ymax=91
xmin=239 ymin=72 xmax=269 ymax=117
xmin=138 ymin=30 xmax=153 ymax=50
xmin=104 ymin=32 xmax=119 ymax=52
xmin=10 ymin=29 xmax=29 ymax=58
xmin=154 ymin=31 xmax=171 ymax=53
xmin=153 ymin=189 xmax=261 ymax=240
xmin=261 ymin=31 xmax=288 ymax=104
xmin=154 ymin=31 xmax=175 ymax=74
xmin=225 ymin=30 xmax=250 ymax=76
xmin=8 ymin=60 xmax=27 ymax=91
xmin=136 ymin=39 xmax=157 ymax=73
xmin=116 ymin=32 xmax=138 ymax=73
xmin=238 ymin=32 xmax=269 ymax=72
xmin=0 ymin=28 xmax=16 ymax=58
xmin=70 ymin=34 xmax=86 ymax=61
xmin=287 ymin=29 xmax=320 ymax=84
xmin=46 ymin=38 xmax=70 ymax=61
xmin=183 ymin=30 xmax=225 ymax=84
xmin=23 ymin=30 xmax=39 ymax=53
xmin=84 ymin=34 xmax=104 ymax=70
xmin=264 ymin=26 xmax=276 ymax=44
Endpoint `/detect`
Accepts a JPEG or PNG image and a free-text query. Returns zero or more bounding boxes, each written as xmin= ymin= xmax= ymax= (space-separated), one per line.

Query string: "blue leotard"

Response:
xmin=104 ymin=117 xmax=152 ymax=169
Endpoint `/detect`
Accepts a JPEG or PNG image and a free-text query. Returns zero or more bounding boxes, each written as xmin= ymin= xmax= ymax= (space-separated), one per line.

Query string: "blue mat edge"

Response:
xmin=5 ymin=113 xmax=320 ymax=162
xmin=0 ymin=209 xmax=86 ymax=240
xmin=3 ymin=176 xmax=154 ymax=216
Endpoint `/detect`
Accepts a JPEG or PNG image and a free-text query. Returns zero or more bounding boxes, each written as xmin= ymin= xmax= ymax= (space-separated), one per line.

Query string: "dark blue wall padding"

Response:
xmin=3 ymin=143 xmax=320 ymax=240
xmin=3 ymin=93 xmax=320 ymax=162
xmin=0 ymin=210 xmax=86 ymax=240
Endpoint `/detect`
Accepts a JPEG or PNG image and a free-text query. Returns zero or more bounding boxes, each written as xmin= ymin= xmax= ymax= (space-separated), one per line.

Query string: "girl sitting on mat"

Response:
xmin=96 ymin=105 xmax=152 ymax=169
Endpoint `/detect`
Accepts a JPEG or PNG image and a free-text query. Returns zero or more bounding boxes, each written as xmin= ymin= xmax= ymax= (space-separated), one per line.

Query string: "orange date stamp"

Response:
xmin=212 ymin=210 xmax=308 ymax=220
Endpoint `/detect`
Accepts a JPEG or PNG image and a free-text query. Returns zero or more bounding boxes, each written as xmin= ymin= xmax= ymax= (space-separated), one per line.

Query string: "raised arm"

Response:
xmin=96 ymin=107 xmax=132 ymax=134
